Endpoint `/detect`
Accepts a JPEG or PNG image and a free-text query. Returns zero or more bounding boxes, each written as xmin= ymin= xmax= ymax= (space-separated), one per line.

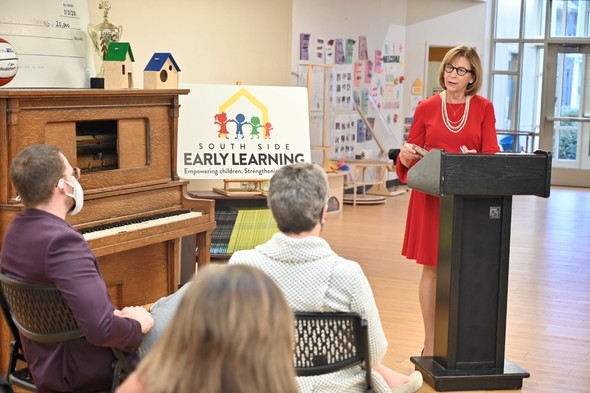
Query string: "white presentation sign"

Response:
xmin=178 ymin=84 xmax=311 ymax=180
xmin=0 ymin=0 xmax=94 ymax=88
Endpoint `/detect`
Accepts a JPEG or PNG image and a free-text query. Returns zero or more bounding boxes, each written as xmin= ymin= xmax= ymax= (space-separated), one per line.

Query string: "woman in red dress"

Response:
xmin=396 ymin=46 xmax=500 ymax=356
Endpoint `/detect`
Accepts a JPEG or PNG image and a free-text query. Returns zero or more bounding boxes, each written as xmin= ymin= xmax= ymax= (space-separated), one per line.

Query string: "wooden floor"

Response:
xmin=320 ymin=186 xmax=590 ymax=393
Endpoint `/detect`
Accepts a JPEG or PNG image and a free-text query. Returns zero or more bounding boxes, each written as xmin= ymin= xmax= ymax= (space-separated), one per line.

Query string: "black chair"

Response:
xmin=0 ymin=278 xmax=34 ymax=392
xmin=293 ymin=311 xmax=373 ymax=393
xmin=0 ymin=375 xmax=13 ymax=393
xmin=0 ymin=273 xmax=132 ymax=393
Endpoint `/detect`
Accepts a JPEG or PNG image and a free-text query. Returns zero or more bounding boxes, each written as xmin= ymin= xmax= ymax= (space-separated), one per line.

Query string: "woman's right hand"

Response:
xmin=399 ymin=142 xmax=422 ymax=167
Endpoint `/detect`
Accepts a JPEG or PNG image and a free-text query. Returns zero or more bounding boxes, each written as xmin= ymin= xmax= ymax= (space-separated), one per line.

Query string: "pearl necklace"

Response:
xmin=441 ymin=91 xmax=471 ymax=133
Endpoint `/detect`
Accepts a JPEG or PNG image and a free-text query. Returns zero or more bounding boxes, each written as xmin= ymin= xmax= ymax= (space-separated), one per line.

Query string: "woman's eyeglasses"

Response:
xmin=444 ymin=64 xmax=472 ymax=76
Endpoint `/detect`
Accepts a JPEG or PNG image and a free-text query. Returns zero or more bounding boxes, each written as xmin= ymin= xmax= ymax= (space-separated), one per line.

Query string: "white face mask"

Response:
xmin=63 ymin=178 xmax=84 ymax=215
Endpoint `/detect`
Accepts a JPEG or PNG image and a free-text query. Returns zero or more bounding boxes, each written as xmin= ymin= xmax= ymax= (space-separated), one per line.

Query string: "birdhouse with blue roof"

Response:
xmin=144 ymin=52 xmax=181 ymax=89
xmin=104 ymin=42 xmax=134 ymax=89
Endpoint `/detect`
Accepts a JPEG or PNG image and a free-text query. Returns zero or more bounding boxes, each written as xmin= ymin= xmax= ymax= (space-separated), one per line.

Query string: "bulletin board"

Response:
xmin=297 ymin=24 xmax=405 ymax=163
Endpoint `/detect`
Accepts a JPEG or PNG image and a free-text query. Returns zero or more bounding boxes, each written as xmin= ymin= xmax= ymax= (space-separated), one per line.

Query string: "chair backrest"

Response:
xmin=0 ymin=273 xmax=83 ymax=343
xmin=0 ymin=281 xmax=21 ymax=350
xmin=293 ymin=311 xmax=372 ymax=390
xmin=0 ymin=272 xmax=132 ymax=392
xmin=1 ymin=286 xmax=32 ymax=391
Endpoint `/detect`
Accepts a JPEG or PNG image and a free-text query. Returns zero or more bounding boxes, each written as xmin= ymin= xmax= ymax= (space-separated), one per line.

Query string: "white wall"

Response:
xmin=291 ymin=0 xmax=406 ymax=84
xmin=404 ymin=0 xmax=491 ymax=117
xmin=88 ymin=0 xmax=490 ymax=111
xmin=87 ymin=0 xmax=293 ymax=87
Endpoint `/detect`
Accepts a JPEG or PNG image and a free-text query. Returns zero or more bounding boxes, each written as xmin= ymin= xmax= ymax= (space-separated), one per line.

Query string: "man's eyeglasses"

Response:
xmin=55 ymin=167 xmax=81 ymax=189
xmin=444 ymin=64 xmax=472 ymax=76
xmin=72 ymin=167 xmax=81 ymax=181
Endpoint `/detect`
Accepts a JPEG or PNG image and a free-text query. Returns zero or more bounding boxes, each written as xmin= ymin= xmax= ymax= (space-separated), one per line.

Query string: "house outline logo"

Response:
xmin=220 ymin=88 xmax=268 ymax=124
xmin=214 ymin=88 xmax=274 ymax=140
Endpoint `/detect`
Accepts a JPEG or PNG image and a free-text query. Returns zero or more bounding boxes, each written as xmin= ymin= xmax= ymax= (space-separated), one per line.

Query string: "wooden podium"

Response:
xmin=407 ymin=149 xmax=551 ymax=391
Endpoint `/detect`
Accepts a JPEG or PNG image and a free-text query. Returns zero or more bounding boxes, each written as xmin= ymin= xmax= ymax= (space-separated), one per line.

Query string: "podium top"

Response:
xmin=408 ymin=149 xmax=551 ymax=197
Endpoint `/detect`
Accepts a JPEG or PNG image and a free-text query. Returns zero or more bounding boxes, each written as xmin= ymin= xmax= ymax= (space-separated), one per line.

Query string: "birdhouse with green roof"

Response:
xmin=144 ymin=52 xmax=181 ymax=89
xmin=104 ymin=42 xmax=135 ymax=89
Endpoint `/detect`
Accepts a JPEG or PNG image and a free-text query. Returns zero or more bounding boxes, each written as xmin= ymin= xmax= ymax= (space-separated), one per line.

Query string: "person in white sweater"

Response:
xmin=229 ymin=162 xmax=423 ymax=393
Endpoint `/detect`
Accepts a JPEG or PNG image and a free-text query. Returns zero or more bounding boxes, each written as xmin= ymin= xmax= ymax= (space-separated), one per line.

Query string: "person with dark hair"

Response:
xmin=229 ymin=162 xmax=422 ymax=393
xmin=0 ymin=144 xmax=183 ymax=392
xmin=117 ymin=264 xmax=299 ymax=393
xmin=396 ymin=46 xmax=500 ymax=356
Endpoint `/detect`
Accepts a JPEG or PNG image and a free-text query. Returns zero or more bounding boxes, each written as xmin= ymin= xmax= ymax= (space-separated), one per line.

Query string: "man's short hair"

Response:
xmin=10 ymin=144 xmax=65 ymax=208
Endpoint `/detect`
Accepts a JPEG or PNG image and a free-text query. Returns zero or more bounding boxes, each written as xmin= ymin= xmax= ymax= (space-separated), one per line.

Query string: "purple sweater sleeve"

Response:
xmin=45 ymin=230 xmax=143 ymax=352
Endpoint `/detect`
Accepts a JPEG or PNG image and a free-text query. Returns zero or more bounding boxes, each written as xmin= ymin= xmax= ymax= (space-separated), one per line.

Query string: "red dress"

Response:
xmin=396 ymin=93 xmax=500 ymax=266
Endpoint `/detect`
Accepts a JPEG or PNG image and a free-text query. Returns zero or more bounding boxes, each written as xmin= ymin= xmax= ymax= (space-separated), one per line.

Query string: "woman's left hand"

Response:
xmin=460 ymin=145 xmax=477 ymax=154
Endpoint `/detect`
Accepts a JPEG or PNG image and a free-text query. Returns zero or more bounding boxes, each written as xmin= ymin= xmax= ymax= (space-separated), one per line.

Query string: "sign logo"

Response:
xmin=178 ymin=84 xmax=311 ymax=180
xmin=214 ymin=89 xmax=273 ymax=140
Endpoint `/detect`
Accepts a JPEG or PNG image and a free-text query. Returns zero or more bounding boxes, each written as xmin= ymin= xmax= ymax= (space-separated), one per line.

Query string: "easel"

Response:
xmin=302 ymin=62 xmax=346 ymax=213
xmin=301 ymin=62 xmax=336 ymax=171
xmin=354 ymin=106 xmax=406 ymax=197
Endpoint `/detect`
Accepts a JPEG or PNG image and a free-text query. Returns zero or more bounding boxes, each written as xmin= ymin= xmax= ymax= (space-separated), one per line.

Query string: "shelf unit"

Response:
xmin=189 ymin=191 xmax=270 ymax=260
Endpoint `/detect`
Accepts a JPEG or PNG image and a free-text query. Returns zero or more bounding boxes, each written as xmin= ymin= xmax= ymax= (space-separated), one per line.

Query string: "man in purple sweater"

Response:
xmin=0 ymin=144 xmax=180 ymax=392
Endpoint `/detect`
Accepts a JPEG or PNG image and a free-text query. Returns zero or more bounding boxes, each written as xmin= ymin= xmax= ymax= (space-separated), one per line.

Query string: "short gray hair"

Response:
xmin=267 ymin=163 xmax=329 ymax=234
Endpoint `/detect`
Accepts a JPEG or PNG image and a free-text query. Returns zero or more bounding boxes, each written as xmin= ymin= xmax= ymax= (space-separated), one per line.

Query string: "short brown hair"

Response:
xmin=438 ymin=45 xmax=483 ymax=96
xmin=10 ymin=144 xmax=65 ymax=208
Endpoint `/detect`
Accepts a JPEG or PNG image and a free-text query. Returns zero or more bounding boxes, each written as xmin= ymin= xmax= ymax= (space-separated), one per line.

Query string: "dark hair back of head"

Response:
xmin=10 ymin=144 xmax=65 ymax=208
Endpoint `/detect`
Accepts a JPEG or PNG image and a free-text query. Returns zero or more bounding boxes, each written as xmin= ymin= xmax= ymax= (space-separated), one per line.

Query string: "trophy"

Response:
xmin=88 ymin=0 xmax=122 ymax=85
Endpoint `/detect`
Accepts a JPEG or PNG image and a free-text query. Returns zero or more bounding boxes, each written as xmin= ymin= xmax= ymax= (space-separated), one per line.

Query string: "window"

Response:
xmin=550 ymin=0 xmax=590 ymax=37
xmin=491 ymin=0 xmax=585 ymax=152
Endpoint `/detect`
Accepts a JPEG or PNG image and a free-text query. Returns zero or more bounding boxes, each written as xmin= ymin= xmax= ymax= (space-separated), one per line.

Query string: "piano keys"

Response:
xmin=0 ymin=89 xmax=216 ymax=373
xmin=82 ymin=210 xmax=202 ymax=241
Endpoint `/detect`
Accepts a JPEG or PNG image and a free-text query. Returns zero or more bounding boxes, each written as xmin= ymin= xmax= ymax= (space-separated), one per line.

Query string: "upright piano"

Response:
xmin=0 ymin=89 xmax=216 ymax=372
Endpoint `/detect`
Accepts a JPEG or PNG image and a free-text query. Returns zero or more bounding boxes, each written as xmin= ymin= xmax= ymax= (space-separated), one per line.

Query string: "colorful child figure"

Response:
xmin=249 ymin=116 xmax=264 ymax=139
xmin=263 ymin=122 xmax=273 ymax=139
xmin=231 ymin=113 xmax=248 ymax=139
xmin=214 ymin=112 xmax=230 ymax=139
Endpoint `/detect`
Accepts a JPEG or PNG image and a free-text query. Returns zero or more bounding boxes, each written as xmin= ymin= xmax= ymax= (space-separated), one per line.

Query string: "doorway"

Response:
xmin=425 ymin=45 xmax=455 ymax=98
xmin=540 ymin=43 xmax=590 ymax=187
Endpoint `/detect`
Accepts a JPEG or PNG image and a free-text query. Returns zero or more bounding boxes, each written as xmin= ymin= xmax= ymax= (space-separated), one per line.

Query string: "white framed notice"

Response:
xmin=178 ymin=84 xmax=311 ymax=180
xmin=0 ymin=0 xmax=94 ymax=88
